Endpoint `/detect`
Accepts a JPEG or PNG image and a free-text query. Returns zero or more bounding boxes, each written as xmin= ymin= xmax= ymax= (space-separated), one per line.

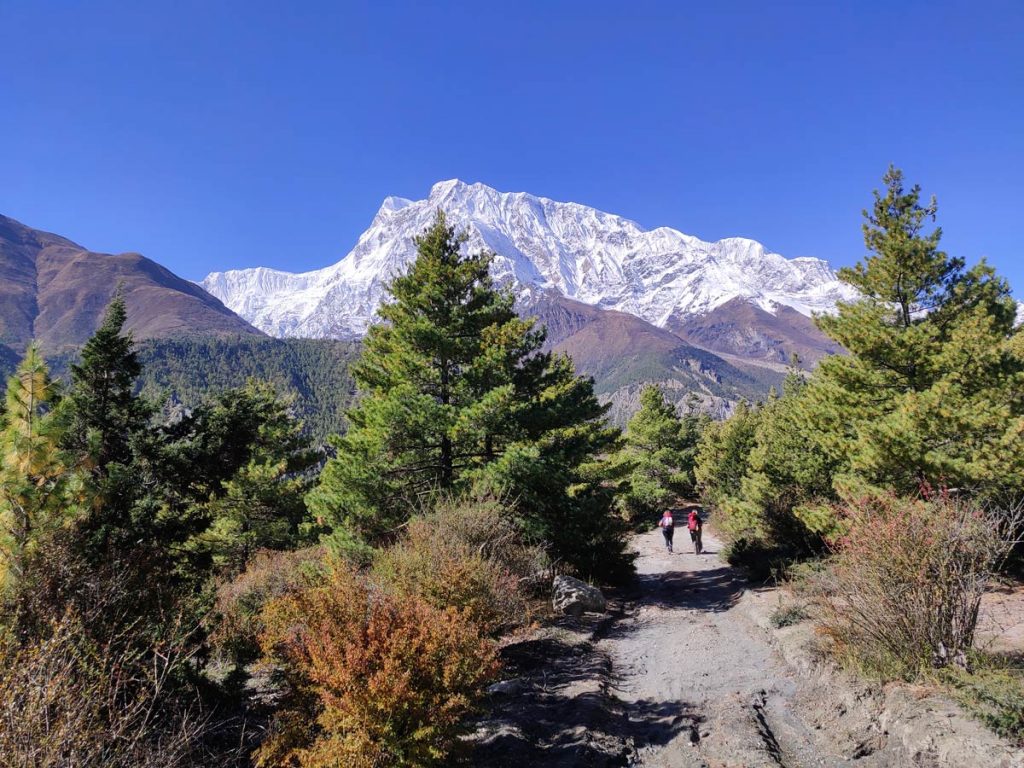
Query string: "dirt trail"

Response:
xmin=471 ymin=519 xmax=1023 ymax=767
xmin=607 ymin=524 xmax=842 ymax=767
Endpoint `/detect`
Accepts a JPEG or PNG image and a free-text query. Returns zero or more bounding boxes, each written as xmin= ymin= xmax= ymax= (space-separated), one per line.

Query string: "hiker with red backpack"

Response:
xmin=658 ymin=509 xmax=674 ymax=553
xmin=688 ymin=508 xmax=704 ymax=554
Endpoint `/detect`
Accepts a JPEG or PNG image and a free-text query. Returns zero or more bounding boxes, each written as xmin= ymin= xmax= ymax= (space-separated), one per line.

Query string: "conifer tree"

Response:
xmin=809 ymin=166 xmax=1024 ymax=497
xmin=65 ymin=296 xmax=152 ymax=473
xmin=475 ymin=353 xmax=626 ymax=579
xmin=309 ymin=212 xmax=529 ymax=538
xmin=733 ymin=371 xmax=841 ymax=543
xmin=694 ymin=400 xmax=759 ymax=513
xmin=608 ymin=386 xmax=702 ymax=525
xmin=130 ymin=381 xmax=316 ymax=585
xmin=61 ymin=297 xmax=155 ymax=557
xmin=193 ymin=382 xmax=317 ymax=574
xmin=0 ymin=346 xmax=78 ymax=593
xmin=310 ymin=212 xmax=627 ymax=576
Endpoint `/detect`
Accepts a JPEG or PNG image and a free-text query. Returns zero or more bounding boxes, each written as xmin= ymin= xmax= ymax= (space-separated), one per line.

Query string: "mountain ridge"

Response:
xmin=202 ymin=180 xmax=858 ymax=347
xmin=0 ymin=213 xmax=262 ymax=358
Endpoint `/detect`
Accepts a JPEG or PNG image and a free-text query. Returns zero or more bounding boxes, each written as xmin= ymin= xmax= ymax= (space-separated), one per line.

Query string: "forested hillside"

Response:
xmin=135 ymin=336 xmax=360 ymax=440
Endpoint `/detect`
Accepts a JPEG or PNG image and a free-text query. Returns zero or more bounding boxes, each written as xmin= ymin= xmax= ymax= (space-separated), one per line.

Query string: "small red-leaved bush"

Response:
xmin=816 ymin=493 xmax=1021 ymax=678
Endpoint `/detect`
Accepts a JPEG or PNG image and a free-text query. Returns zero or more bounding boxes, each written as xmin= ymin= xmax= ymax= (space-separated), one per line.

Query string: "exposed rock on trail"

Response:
xmin=471 ymin=518 xmax=1023 ymax=767
xmin=553 ymin=575 xmax=608 ymax=617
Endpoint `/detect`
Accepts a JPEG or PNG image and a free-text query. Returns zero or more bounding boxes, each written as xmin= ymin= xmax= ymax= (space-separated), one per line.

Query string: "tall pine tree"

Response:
xmin=607 ymin=386 xmax=704 ymax=526
xmin=60 ymin=297 xmax=157 ymax=562
xmin=192 ymin=382 xmax=318 ymax=574
xmin=310 ymin=212 xmax=628 ymax=577
xmin=65 ymin=296 xmax=152 ymax=472
xmin=809 ymin=166 xmax=1024 ymax=498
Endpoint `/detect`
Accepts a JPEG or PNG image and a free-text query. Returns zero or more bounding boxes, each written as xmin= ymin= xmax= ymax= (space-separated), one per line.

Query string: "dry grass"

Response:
xmin=372 ymin=496 xmax=545 ymax=634
xmin=0 ymin=612 xmax=223 ymax=768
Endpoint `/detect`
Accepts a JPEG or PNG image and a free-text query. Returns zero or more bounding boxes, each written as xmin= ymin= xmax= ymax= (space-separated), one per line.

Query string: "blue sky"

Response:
xmin=1 ymin=1 xmax=1022 ymax=291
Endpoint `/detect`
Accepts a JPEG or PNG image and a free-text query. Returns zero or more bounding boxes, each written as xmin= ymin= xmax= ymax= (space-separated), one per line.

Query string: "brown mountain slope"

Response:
xmin=0 ymin=214 xmax=261 ymax=356
xmin=668 ymin=296 xmax=843 ymax=368
xmin=523 ymin=292 xmax=783 ymax=421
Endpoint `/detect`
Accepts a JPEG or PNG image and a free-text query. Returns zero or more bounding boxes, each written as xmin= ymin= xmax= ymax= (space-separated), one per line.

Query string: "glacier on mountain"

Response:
xmin=202 ymin=180 xmax=858 ymax=339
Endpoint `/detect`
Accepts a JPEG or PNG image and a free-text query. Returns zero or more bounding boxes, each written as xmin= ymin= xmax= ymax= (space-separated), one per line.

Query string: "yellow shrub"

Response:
xmin=372 ymin=497 xmax=540 ymax=634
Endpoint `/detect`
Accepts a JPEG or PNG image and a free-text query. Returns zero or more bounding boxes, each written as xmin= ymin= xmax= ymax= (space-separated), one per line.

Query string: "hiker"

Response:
xmin=688 ymin=508 xmax=704 ymax=554
xmin=659 ymin=509 xmax=674 ymax=553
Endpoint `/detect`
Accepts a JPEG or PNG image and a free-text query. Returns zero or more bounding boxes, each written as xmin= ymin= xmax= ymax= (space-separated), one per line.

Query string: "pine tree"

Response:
xmin=193 ymin=382 xmax=317 ymax=574
xmin=809 ymin=166 xmax=1024 ymax=497
xmin=133 ymin=381 xmax=316 ymax=584
xmin=62 ymin=297 xmax=155 ymax=556
xmin=694 ymin=400 xmax=759 ymax=512
xmin=607 ymin=386 xmax=702 ymax=525
xmin=0 ymin=346 xmax=78 ymax=593
xmin=732 ymin=370 xmax=842 ymax=543
xmin=310 ymin=212 xmax=627 ymax=577
xmin=65 ymin=296 xmax=152 ymax=471
xmin=475 ymin=353 xmax=626 ymax=580
xmin=309 ymin=211 xmax=529 ymax=539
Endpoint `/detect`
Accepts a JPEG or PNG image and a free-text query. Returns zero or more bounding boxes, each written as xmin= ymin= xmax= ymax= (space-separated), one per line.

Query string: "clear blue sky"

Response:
xmin=2 ymin=1 xmax=1021 ymax=291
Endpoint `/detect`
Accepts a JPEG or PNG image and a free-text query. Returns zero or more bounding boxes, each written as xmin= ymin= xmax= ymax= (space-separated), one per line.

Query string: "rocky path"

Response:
xmin=472 ymin=517 xmax=1022 ymax=767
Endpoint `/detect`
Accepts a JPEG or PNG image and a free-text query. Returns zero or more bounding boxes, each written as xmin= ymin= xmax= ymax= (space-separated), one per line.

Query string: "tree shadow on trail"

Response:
xmin=468 ymin=632 xmax=699 ymax=767
xmin=630 ymin=565 xmax=743 ymax=613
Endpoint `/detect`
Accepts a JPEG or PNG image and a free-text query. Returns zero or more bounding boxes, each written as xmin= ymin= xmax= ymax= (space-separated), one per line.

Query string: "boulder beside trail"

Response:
xmin=552 ymin=575 xmax=606 ymax=617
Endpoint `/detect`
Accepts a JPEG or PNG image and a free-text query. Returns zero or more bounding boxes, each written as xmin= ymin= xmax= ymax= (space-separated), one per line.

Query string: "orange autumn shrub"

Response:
xmin=210 ymin=546 xmax=326 ymax=666
xmin=255 ymin=562 xmax=499 ymax=768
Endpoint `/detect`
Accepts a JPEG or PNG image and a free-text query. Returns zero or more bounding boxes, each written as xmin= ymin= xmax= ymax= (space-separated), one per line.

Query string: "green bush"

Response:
xmin=941 ymin=654 xmax=1024 ymax=745
xmin=723 ymin=537 xmax=792 ymax=583
xmin=769 ymin=603 xmax=809 ymax=629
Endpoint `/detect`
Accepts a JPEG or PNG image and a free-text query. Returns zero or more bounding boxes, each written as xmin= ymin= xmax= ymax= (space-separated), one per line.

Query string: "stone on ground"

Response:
xmin=552 ymin=575 xmax=607 ymax=616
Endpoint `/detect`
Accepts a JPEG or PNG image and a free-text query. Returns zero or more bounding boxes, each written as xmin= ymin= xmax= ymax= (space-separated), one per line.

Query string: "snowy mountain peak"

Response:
xmin=380 ymin=195 xmax=413 ymax=212
xmin=429 ymin=178 xmax=466 ymax=197
xmin=202 ymin=181 xmax=857 ymax=339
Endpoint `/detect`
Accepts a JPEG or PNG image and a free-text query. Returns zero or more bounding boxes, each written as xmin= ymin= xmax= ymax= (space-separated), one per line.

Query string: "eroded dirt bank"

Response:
xmin=471 ymin=519 xmax=1024 ymax=767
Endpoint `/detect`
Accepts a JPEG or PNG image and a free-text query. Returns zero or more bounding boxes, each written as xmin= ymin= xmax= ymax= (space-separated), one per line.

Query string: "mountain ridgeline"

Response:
xmin=0 ymin=213 xmax=259 ymax=356
xmin=199 ymin=179 xmax=860 ymax=416
xmin=0 ymin=195 xmax=819 ymax=430
xmin=203 ymin=180 xmax=855 ymax=366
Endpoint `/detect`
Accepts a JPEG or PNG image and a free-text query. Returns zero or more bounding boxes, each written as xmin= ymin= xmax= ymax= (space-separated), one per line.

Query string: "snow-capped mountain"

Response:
xmin=202 ymin=180 xmax=857 ymax=339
